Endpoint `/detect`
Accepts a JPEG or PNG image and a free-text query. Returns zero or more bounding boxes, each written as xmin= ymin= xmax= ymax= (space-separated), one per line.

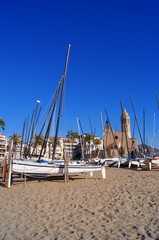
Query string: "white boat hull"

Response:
xmin=12 ymin=160 xmax=102 ymax=175
xmin=152 ymin=159 xmax=159 ymax=166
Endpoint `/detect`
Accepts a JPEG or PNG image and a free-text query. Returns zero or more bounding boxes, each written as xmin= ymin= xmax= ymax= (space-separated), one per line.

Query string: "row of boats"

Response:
xmin=11 ymin=155 xmax=159 ymax=178
xmin=6 ymin=45 xmax=159 ymax=187
xmin=91 ymin=156 xmax=159 ymax=169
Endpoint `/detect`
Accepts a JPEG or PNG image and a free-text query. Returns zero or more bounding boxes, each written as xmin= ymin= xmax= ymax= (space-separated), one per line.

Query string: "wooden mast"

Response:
xmin=52 ymin=44 xmax=71 ymax=160
xmin=156 ymin=90 xmax=159 ymax=110
xmin=20 ymin=118 xmax=26 ymax=159
xmin=104 ymin=107 xmax=117 ymax=156
xmin=38 ymin=80 xmax=63 ymax=160
xmin=100 ymin=112 xmax=107 ymax=158
xmin=129 ymin=94 xmax=149 ymax=156
xmin=77 ymin=118 xmax=84 ymax=159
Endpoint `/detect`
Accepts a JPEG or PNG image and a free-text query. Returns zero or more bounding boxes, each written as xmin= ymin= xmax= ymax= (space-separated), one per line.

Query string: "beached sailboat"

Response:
xmin=11 ymin=45 xmax=105 ymax=179
xmin=13 ymin=159 xmax=104 ymax=176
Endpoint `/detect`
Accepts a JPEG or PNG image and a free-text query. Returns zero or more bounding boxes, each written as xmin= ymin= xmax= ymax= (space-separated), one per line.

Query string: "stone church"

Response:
xmin=104 ymin=109 xmax=138 ymax=157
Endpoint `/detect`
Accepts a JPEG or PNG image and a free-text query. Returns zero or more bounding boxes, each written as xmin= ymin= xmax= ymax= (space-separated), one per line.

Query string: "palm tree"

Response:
xmin=9 ymin=132 xmax=21 ymax=150
xmin=94 ymin=138 xmax=102 ymax=157
xmin=85 ymin=134 xmax=93 ymax=158
xmin=118 ymin=146 xmax=125 ymax=157
xmin=33 ymin=134 xmax=44 ymax=155
xmin=0 ymin=118 xmax=5 ymax=131
xmin=66 ymin=130 xmax=79 ymax=159
xmin=48 ymin=137 xmax=61 ymax=159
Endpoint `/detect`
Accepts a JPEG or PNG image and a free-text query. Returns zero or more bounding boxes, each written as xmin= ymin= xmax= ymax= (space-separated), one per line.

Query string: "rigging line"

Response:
xmin=155 ymin=90 xmax=159 ymax=110
xmin=129 ymin=94 xmax=149 ymax=155
xmin=34 ymin=106 xmax=42 ymax=133
xmin=154 ymin=132 xmax=159 ymax=147
xmin=130 ymin=118 xmax=136 ymax=155
xmin=32 ymin=79 xmax=63 ymax=157
xmin=20 ymin=118 xmax=26 ymax=159
xmin=26 ymin=101 xmax=41 ymax=157
xmin=100 ymin=112 xmax=107 ymax=158
xmin=26 ymin=108 xmax=35 ymax=144
xmin=37 ymin=77 xmax=63 ymax=132
xmin=39 ymin=79 xmax=63 ymax=160
xmin=104 ymin=107 xmax=116 ymax=142
xmin=52 ymin=103 xmax=57 ymax=137
xmin=52 ymin=44 xmax=71 ymax=161
xmin=25 ymin=115 xmax=29 ymax=144
xmin=24 ymin=108 xmax=35 ymax=156
xmin=143 ymin=108 xmax=145 ymax=145
xmin=79 ymin=119 xmax=84 ymax=135
xmin=88 ymin=114 xmax=93 ymax=136
xmin=77 ymin=118 xmax=84 ymax=159
xmin=146 ymin=133 xmax=152 ymax=148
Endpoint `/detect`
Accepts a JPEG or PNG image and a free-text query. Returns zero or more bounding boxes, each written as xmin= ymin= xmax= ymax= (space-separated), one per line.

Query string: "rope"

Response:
xmin=36 ymin=77 xmax=63 ymax=133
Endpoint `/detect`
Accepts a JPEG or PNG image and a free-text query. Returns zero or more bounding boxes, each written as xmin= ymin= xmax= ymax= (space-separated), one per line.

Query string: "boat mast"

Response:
xmin=38 ymin=80 xmax=63 ymax=160
xmin=100 ymin=112 xmax=107 ymax=158
xmin=24 ymin=108 xmax=35 ymax=157
xmin=32 ymin=80 xmax=62 ymax=158
xmin=104 ymin=107 xmax=117 ymax=156
xmin=26 ymin=100 xmax=41 ymax=157
xmin=130 ymin=118 xmax=136 ymax=156
xmin=20 ymin=118 xmax=26 ymax=159
xmin=129 ymin=94 xmax=149 ymax=155
xmin=153 ymin=112 xmax=155 ymax=157
xmin=79 ymin=119 xmax=84 ymax=135
xmin=88 ymin=113 xmax=94 ymax=157
xmin=143 ymin=108 xmax=145 ymax=145
xmin=77 ymin=118 xmax=84 ymax=159
xmin=52 ymin=44 xmax=71 ymax=160
xmin=88 ymin=114 xmax=93 ymax=136
xmin=156 ymin=91 xmax=159 ymax=110
xmin=79 ymin=119 xmax=85 ymax=157
xmin=25 ymin=115 xmax=29 ymax=144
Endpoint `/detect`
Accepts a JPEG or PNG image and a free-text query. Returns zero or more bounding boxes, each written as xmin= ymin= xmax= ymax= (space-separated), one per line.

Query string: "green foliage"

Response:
xmin=66 ymin=130 xmax=79 ymax=140
xmin=94 ymin=138 xmax=101 ymax=146
xmin=48 ymin=137 xmax=61 ymax=147
xmin=66 ymin=130 xmax=79 ymax=160
xmin=118 ymin=146 xmax=125 ymax=156
xmin=85 ymin=134 xmax=93 ymax=144
xmin=131 ymin=148 xmax=138 ymax=157
xmin=33 ymin=134 xmax=44 ymax=146
xmin=0 ymin=118 xmax=5 ymax=131
xmin=9 ymin=132 xmax=21 ymax=146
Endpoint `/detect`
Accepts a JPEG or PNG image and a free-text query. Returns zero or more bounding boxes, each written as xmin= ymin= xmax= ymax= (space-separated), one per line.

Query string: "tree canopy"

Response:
xmin=0 ymin=118 xmax=5 ymax=131
xmin=66 ymin=130 xmax=79 ymax=140
xmin=9 ymin=132 xmax=21 ymax=146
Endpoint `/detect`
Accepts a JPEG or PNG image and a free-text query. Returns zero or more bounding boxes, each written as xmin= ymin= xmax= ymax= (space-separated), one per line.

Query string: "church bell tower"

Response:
xmin=121 ymin=108 xmax=131 ymax=138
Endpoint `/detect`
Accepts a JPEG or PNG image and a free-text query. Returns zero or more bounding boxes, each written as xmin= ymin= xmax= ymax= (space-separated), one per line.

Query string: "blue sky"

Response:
xmin=0 ymin=0 xmax=159 ymax=147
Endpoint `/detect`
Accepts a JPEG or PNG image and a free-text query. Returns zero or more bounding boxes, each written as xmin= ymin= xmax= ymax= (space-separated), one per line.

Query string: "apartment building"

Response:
xmin=0 ymin=133 xmax=7 ymax=162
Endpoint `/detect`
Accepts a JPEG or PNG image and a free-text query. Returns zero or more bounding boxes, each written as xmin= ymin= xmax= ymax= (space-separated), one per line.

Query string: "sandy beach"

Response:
xmin=0 ymin=167 xmax=159 ymax=240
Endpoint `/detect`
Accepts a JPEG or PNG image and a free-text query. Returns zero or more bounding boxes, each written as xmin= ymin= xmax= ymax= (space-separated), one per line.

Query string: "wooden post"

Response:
xmin=64 ymin=152 xmax=70 ymax=182
xmin=5 ymin=140 xmax=13 ymax=188
xmin=101 ymin=166 xmax=106 ymax=179
xmin=24 ymin=173 xmax=26 ymax=185
xmin=117 ymin=160 xmax=121 ymax=168
xmin=2 ymin=156 xmax=7 ymax=181
xmin=149 ymin=160 xmax=152 ymax=170
xmin=128 ymin=160 xmax=132 ymax=168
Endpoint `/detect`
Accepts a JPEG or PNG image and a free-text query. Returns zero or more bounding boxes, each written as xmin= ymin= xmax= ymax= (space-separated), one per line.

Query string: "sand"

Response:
xmin=0 ymin=167 xmax=159 ymax=240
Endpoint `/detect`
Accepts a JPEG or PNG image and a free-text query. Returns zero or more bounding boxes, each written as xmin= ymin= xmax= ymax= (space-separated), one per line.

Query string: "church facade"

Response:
xmin=104 ymin=109 xmax=138 ymax=157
